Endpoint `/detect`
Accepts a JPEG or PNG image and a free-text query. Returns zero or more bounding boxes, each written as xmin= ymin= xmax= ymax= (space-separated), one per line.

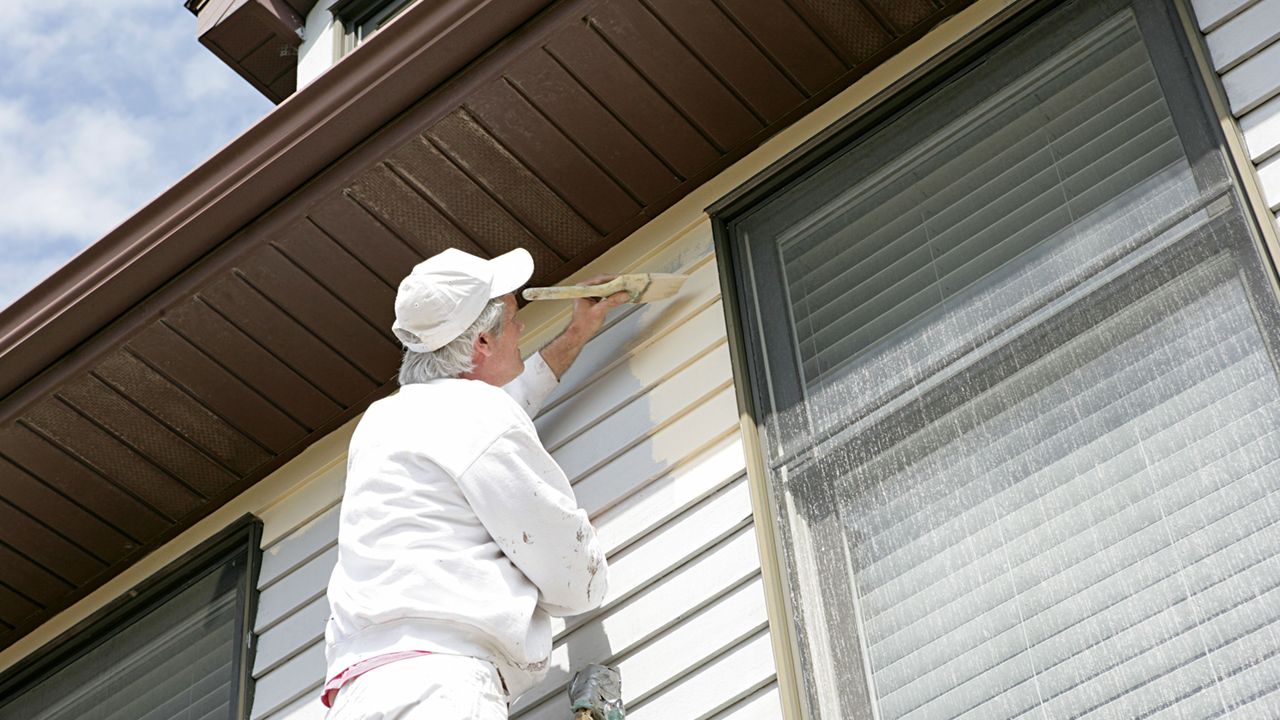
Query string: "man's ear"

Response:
xmin=472 ymin=331 xmax=493 ymax=362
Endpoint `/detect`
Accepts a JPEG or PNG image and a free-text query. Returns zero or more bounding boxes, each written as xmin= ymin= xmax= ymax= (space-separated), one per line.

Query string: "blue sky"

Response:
xmin=0 ymin=1 xmax=272 ymax=310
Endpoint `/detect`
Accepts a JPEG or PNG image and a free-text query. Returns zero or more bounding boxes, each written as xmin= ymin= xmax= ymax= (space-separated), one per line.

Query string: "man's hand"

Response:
xmin=540 ymin=275 xmax=630 ymax=379
xmin=568 ymin=275 xmax=631 ymax=338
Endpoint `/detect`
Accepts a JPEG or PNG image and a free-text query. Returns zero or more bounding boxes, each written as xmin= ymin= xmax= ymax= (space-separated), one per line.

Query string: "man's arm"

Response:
xmin=456 ymin=422 xmax=608 ymax=616
xmin=503 ymin=283 xmax=629 ymax=416
xmin=538 ymin=283 xmax=630 ymax=380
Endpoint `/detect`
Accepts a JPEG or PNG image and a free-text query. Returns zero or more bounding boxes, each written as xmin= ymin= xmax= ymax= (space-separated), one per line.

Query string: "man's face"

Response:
xmin=474 ymin=294 xmax=525 ymax=386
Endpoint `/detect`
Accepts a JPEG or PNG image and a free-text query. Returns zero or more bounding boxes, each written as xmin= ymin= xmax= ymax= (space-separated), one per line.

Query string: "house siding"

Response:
xmin=249 ymin=463 xmax=345 ymax=719
xmin=243 ymin=223 xmax=780 ymax=720
xmin=1192 ymin=0 xmax=1280 ymax=227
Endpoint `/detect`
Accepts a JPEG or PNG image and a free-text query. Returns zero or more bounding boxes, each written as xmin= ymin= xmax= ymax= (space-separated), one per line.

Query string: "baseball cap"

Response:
xmin=392 ymin=247 xmax=534 ymax=352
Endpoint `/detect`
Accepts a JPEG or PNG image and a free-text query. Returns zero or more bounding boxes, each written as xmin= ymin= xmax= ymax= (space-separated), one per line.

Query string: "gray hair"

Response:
xmin=398 ymin=298 xmax=506 ymax=385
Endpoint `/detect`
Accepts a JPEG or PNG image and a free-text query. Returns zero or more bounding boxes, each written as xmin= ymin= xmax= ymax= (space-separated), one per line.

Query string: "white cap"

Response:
xmin=392 ymin=247 xmax=534 ymax=352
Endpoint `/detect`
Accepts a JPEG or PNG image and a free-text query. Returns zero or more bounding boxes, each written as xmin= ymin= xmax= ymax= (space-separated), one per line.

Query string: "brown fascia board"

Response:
xmin=0 ymin=0 xmax=554 ymax=408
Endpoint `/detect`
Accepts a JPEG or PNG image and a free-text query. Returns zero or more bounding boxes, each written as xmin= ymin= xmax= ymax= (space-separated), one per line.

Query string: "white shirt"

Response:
xmin=324 ymin=353 xmax=608 ymax=700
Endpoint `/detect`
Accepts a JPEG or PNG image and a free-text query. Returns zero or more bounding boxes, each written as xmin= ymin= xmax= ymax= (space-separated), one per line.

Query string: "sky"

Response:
xmin=0 ymin=1 xmax=272 ymax=311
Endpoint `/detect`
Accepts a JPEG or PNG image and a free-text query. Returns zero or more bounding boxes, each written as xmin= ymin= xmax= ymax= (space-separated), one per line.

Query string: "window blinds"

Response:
xmin=736 ymin=4 xmax=1280 ymax=719
xmin=780 ymin=14 xmax=1184 ymax=389
xmin=1 ymin=565 xmax=242 ymax=720
xmin=847 ymin=254 xmax=1280 ymax=718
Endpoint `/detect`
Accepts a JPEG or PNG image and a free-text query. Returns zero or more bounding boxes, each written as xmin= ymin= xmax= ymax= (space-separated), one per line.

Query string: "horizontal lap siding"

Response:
xmin=1193 ymin=0 xmax=1280 ymax=226
xmin=512 ymin=237 xmax=779 ymax=720
xmin=245 ymin=232 xmax=779 ymax=720
xmin=249 ymin=472 xmax=341 ymax=720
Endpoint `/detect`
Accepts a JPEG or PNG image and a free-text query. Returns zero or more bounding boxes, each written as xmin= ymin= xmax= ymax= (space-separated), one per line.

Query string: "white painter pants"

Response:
xmin=324 ymin=653 xmax=508 ymax=720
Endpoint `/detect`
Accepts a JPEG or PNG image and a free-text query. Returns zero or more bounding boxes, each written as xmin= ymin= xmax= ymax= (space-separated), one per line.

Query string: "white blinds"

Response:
xmin=1 ymin=567 xmax=241 ymax=720
xmin=740 ymin=4 xmax=1280 ymax=720
xmin=781 ymin=13 xmax=1183 ymax=388
xmin=847 ymin=255 xmax=1280 ymax=718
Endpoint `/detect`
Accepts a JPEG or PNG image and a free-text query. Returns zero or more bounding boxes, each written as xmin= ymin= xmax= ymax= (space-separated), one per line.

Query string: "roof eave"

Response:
xmin=0 ymin=0 xmax=554 ymax=404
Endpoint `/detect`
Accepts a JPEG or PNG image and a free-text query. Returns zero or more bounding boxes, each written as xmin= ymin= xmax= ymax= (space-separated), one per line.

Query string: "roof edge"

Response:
xmin=0 ymin=0 xmax=554 ymax=400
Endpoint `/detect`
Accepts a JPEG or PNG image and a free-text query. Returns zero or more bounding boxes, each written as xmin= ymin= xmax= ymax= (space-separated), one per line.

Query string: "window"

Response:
xmin=332 ymin=0 xmax=417 ymax=55
xmin=0 ymin=519 xmax=261 ymax=720
xmin=718 ymin=0 xmax=1280 ymax=718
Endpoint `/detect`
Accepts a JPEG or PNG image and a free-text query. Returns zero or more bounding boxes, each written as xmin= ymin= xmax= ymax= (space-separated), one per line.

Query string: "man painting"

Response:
xmin=323 ymin=247 xmax=628 ymax=718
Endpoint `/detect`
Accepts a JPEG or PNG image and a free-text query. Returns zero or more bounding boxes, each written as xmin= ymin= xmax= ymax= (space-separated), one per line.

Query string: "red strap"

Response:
xmin=321 ymin=651 xmax=432 ymax=707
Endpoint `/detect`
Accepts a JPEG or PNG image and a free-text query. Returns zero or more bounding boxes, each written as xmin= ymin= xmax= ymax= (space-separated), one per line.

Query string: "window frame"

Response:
xmin=710 ymin=0 xmax=1280 ymax=717
xmin=1168 ymin=0 xmax=1280 ymax=296
xmin=0 ymin=516 xmax=263 ymax=720
xmin=725 ymin=0 xmax=1234 ymax=455
xmin=332 ymin=0 xmax=418 ymax=57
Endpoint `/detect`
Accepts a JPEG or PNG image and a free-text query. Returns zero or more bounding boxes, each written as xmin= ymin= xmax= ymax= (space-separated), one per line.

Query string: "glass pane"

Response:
xmin=0 ymin=559 xmax=245 ymax=720
xmin=732 ymin=2 xmax=1280 ymax=719
xmin=356 ymin=0 xmax=417 ymax=44
xmin=815 ymin=249 xmax=1280 ymax=719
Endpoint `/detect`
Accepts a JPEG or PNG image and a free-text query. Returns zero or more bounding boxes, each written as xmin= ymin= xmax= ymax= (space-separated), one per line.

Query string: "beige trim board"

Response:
xmin=719 ymin=265 xmax=810 ymax=720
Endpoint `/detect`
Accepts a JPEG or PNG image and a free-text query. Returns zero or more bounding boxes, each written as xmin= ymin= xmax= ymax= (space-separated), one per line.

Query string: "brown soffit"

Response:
xmin=0 ymin=0 xmax=554 ymax=404
xmin=195 ymin=0 xmax=306 ymax=103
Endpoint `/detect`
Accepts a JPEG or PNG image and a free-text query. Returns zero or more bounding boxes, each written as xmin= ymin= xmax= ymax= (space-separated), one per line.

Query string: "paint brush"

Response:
xmin=522 ymin=273 xmax=688 ymax=304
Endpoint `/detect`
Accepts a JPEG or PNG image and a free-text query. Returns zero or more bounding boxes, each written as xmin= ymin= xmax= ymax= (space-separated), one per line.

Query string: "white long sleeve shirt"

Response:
xmin=324 ymin=353 xmax=608 ymax=700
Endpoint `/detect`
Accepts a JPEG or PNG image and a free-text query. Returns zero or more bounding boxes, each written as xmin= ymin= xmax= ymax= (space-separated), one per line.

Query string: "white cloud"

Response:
xmin=0 ymin=0 xmax=271 ymax=309
xmin=0 ymin=0 xmax=182 ymax=88
xmin=0 ymin=101 xmax=162 ymax=240
xmin=181 ymin=55 xmax=237 ymax=102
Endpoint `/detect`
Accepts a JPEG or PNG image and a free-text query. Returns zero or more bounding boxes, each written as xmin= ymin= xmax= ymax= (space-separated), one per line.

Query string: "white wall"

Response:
xmin=1192 ymin=0 xmax=1280 ymax=227
xmin=296 ymin=0 xmax=342 ymax=90
xmin=247 ymin=464 xmax=342 ymax=719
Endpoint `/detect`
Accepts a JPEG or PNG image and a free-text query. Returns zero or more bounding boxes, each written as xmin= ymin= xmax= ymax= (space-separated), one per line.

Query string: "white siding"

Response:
xmin=1194 ymin=0 xmax=1280 ymax=226
xmin=242 ymin=226 xmax=781 ymax=720
xmin=512 ymin=229 xmax=778 ymax=719
xmin=1192 ymin=0 xmax=1257 ymax=31
xmin=250 ymin=477 xmax=341 ymax=720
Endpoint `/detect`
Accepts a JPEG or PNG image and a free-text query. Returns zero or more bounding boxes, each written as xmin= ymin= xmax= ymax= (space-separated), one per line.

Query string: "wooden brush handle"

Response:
xmin=523 ymin=276 xmax=645 ymax=301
